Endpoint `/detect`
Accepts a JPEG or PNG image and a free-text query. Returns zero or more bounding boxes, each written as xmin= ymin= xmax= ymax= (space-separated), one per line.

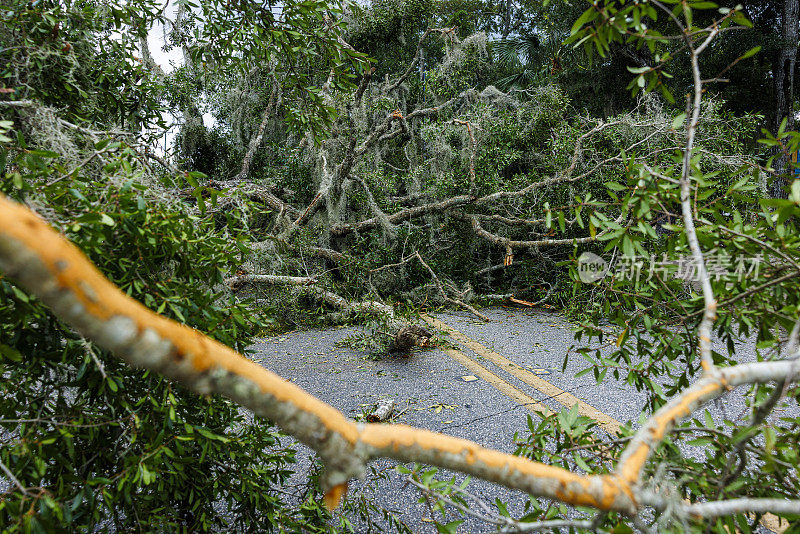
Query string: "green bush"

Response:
xmin=0 ymin=139 xmax=346 ymax=531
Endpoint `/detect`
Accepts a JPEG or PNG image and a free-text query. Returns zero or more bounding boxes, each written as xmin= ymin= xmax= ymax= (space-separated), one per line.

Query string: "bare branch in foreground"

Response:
xmin=2 ymin=192 xmax=799 ymax=523
xmin=679 ymin=27 xmax=721 ymax=376
xmin=682 ymin=498 xmax=800 ymax=519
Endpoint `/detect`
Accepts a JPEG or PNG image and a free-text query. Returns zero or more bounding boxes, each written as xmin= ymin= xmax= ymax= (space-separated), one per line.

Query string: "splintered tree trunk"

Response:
xmin=226 ymin=274 xmax=431 ymax=353
xmin=389 ymin=325 xmax=432 ymax=355
xmin=366 ymin=400 xmax=395 ymax=422
xmin=771 ymin=0 xmax=799 ymax=198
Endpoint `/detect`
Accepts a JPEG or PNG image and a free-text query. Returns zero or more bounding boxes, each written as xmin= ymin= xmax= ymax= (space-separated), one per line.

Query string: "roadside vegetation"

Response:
xmin=1 ymin=0 xmax=800 ymax=531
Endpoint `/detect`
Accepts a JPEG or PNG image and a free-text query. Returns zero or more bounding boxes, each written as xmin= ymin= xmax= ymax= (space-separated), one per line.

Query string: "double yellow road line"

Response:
xmin=422 ymin=314 xmax=788 ymax=534
xmin=421 ymin=314 xmax=622 ymax=434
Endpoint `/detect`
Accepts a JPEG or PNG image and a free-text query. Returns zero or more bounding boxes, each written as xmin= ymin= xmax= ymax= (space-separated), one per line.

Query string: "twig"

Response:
xmin=84 ymin=340 xmax=107 ymax=379
xmin=413 ymin=251 xmax=490 ymax=322
xmin=0 ymin=459 xmax=29 ymax=496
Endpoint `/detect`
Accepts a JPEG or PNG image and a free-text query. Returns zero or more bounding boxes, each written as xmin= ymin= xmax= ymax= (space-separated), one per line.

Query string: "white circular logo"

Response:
xmin=577 ymin=252 xmax=608 ymax=283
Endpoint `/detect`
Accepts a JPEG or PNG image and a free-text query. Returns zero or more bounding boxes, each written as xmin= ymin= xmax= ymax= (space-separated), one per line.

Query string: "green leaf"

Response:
xmin=740 ymin=45 xmax=761 ymax=60
xmin=606 ymin=181 xmax=626 ymax=192
xmin=94 ymin=139 xmax=111 ymax=150
xmin=29 ymin=149 xmax=60 ymax=158
xmin=731 ymin=10 xmax=752 ymax=27
xmin=196 ymin=427 xmax=230 ymax=443
xmin=11 ymin=285 xmax=29 ymax=302
xmin=570 ymin=7 xmax=597 ymax=35
xmin=703 ymin=410 xmax=714 ymax=428
xmin=435 ymin=520 xmax=464 ymax=534
xmin=0 ymin=343 xmax=23 ymax=362
xmin=672 ymin=113 xmax=686 ymax=130
xmin=688 ymin=1 xmax=718 ymax=8
xmin=572 ymin=452 xmax=591 ymax=471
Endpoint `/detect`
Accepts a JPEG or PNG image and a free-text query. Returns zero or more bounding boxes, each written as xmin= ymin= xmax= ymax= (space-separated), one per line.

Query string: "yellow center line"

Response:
xmin=439 ymin=345 xmax=553 ymax=417
xmin=423 ymin=315 xmax=623 ymax=435
xmin=423 ymin=315 xmax=787 ymax=534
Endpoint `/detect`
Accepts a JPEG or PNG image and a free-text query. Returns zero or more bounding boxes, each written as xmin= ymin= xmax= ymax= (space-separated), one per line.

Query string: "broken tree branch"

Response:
xmin=413 ymin=251 xmax=490 ymax=322
xmin=251 ymin=236 xmax=350 ymax=264
xmin=3 ymin=192 xmax=799 ymax=522
xmin=452 ymin=118 xmax=478 ymax=192
xmin=455 ymin=212 xmax=617 ymax=252
xmin=384 ymin=28 xmax=453 ymax=94
xmin=366 ymin=399 xmax=396 ymax=422
xmin=226 ymin=274 xmax=318 ymax=290
xmin=236 ymin=74 xmax=281 ymax=182
xmin=330 ymin=195 xmax=475 ymax=236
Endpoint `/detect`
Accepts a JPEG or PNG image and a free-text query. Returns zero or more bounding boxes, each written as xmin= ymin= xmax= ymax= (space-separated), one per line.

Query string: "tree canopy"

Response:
xmin=1 ymin=0 xmax=800 ymax=532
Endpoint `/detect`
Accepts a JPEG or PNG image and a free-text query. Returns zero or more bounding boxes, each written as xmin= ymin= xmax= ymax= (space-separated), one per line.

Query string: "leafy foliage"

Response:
xmin=0 ymin=137 xmax=340 ymax=530
xmin=0 ymin=0 xmax=166 ymax=129
xmin=3 ymin=0 xmax=800 ymax=531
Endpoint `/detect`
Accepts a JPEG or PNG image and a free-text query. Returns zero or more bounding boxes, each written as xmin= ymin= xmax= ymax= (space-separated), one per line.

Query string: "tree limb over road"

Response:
xmin=3 ymin=192 xmax=799 ymax=524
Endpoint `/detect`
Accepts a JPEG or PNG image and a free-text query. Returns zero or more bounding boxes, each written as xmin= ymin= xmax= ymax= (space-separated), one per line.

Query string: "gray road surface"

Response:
xmin=250 ymin=307 xmax=781 ymax=533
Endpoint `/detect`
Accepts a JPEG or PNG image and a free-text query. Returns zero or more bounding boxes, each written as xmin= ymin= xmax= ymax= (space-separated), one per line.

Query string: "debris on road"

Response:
xmin=367 ymin=399 xmax=396 ymax=422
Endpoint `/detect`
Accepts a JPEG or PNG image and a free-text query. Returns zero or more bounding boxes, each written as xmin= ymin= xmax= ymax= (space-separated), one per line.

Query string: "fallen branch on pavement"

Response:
xmin=2 ymin=193 xmax=799 ymax=524
xmin=366 ymin=400 xmax=396 ymax=422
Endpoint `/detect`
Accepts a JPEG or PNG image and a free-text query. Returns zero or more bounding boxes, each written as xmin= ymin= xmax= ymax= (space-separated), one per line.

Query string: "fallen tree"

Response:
xmin=2 ymin=190 xmax=799 ymax=526
xmin=2 ymin=0 xmax=799 ymax=530
xmin=136 ymin=22 xmax=725 ymax=315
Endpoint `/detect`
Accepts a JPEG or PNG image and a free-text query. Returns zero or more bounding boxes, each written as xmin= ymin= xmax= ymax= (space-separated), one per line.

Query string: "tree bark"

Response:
xmin=5 ymin=192 xmax=800 ymax=519
xmin=366 ymin=400 xmax=395 ymax=422
xmin=771 ymin=0 xmax=799 ymax=198
xmin=503 ymin=0 xmax=512 ymax=38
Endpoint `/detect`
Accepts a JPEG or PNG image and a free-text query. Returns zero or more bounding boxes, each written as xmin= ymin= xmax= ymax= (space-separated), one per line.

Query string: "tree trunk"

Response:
xmin=503 ymin=0 xmax=512 ymax=38
xmin=770 ymin=0 xmax=799 ymax=198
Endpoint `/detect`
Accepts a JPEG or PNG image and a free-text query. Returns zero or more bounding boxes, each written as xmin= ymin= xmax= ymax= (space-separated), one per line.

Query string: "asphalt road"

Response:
xmin=250 ymin=307 xmax=786 ymax=533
